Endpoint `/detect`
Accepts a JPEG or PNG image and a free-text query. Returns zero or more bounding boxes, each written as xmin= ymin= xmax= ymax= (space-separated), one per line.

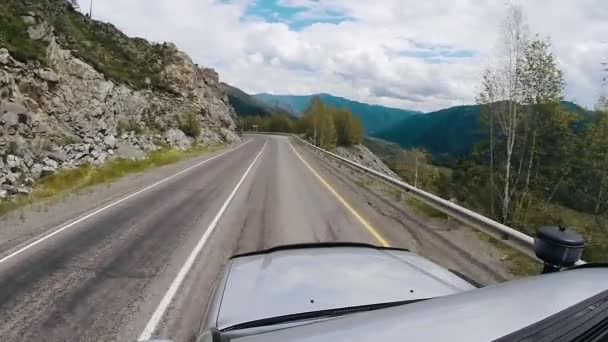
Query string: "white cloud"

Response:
xmin=87 ymin=0 xmax=608 ymax=112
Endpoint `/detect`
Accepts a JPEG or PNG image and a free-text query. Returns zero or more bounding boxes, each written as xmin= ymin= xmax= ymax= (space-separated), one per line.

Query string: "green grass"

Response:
xmin=1 ymin=0 xmax=176 ymax=91
xmin=0 ymin=3 xmax=48 ymax=64
xmin=51 ymin=8 xmax=176 ymax=91
xmin=0 ymin=145 xmax=222 ymax=217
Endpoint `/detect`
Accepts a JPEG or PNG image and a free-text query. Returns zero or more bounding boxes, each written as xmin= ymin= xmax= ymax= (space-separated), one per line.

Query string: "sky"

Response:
xmin=88 ymin=0 xmax=608 ymax=112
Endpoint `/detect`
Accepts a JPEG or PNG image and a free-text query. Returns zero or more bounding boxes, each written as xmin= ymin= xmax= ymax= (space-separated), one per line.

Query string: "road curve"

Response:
xmin=0 ymin=135 xmax=506 ymax=342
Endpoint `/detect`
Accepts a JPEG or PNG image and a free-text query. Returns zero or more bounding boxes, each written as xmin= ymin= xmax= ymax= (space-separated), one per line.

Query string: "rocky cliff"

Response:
xmin=0 ymin=1 xmax=240 ymax=198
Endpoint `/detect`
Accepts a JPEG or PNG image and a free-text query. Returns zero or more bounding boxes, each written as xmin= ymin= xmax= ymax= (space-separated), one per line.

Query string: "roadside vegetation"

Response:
xmin=0 ymin=145 xmax=221 ymax=217
xmin=241 ymin=97 xmax=364 ymax=150
xmin=1 ymin=0 xmax=179 ymax=91
xmin=368 ymin=5 xmax=608 ymax=263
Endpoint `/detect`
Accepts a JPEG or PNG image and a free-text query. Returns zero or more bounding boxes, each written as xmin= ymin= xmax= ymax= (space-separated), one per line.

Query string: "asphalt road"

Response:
xmin=0 ymin=135 xmax=506 ymax=342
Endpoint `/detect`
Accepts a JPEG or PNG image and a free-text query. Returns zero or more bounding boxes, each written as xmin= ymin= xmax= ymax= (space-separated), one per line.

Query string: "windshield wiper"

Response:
xmin=221 ymin=298 xmax=429 ymax=332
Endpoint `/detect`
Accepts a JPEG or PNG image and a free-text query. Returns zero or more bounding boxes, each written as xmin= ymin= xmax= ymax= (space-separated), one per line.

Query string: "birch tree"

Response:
xmin=477 ymin=4 xmax=529 ymax=223
xmin=516 ymin=36 xmax=564 ymax=221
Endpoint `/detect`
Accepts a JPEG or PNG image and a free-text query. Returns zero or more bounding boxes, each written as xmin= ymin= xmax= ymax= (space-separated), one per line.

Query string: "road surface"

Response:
xmin=0 ymin=135 xmax=508 ymax=342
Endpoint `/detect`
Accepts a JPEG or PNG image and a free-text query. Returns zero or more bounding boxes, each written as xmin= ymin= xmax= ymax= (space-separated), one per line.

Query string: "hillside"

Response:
xmin=220 ymin=83 xmax=289 ymax=117
xmin=374 ymin=105 xmax=481 ymax=159
xmin=254 ymin=93 xmax=420 ymax=134
xmin=374 ymin=101 xmax=590 ymax=160
xmin=0 ymin=0 xmax=239 ymax=197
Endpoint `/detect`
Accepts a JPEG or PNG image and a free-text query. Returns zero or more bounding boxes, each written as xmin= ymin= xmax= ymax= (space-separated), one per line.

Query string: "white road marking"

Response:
xmin=0 ymin=140 xmax=254 ymax=264
xmin=138 ymin=139 xmax=268 ymax=341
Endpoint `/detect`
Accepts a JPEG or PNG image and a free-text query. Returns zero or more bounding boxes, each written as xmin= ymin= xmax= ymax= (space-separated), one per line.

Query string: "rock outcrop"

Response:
xmin=0 ymin=11 xmax=240 ymax=199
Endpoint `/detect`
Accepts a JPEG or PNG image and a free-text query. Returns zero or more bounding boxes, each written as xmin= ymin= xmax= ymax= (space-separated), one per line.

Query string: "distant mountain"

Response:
xmin=220 ymin=83 xmax=289 ymax=117
xmin=374 ymin=105 xmax=481 ymax=159
xmin=253 ymin=93 xmax=421 ymax=134
xmin=374 ymin=101 xmax=590 ymax=160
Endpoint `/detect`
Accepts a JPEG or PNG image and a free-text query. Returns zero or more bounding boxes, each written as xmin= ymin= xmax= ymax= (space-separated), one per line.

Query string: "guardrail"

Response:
xmin=283 ymin=134 xmax=585 ymax=266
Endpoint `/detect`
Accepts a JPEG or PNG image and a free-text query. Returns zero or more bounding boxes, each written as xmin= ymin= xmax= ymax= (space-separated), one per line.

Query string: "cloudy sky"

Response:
xmin=89 ymin=0 xmax=607 ymax=112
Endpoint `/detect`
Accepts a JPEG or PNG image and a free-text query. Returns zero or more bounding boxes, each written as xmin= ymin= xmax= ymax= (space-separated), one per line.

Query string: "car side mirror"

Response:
xmin=534 ymin=225 xmax=585 ymax=274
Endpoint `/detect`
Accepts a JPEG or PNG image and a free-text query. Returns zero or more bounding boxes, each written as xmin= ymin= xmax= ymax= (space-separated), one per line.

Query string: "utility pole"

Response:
xmin=89 ymin=0 xmax=93 ymax=18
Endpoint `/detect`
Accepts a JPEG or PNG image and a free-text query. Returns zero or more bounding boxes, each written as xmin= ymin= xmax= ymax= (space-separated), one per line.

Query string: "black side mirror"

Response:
xmin=534 ymin=225 xmax=585 ymax=274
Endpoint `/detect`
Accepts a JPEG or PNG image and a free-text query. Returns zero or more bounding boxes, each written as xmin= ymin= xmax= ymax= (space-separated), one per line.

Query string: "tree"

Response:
xmin=349 ymin=115 xmax=364 ymax=145
xmin=585 ymin=99 xmax=608 ymax=216
xmin=477 ymin=4 xmax=529 ymax=223
xmin=319 ymin=109 xmax=336 ymax=149
xmin=302 ymin=96 xmax=325 ymax=145
xmin=515 ymin=36 xmax=564 ymax=222
xmin=333 ymin=108 xmax=351 ymax=146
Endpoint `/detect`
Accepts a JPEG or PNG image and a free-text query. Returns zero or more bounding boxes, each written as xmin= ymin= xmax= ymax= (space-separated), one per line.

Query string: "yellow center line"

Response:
xmin=289 ymin=142 xmax=390 ymax=247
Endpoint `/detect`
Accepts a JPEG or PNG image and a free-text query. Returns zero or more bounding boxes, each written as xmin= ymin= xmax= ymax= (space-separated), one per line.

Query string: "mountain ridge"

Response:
xmin=253 ymin=93 xmax=421 ymax=134
xmin=373 ymin=101 xmax=590 ymax=161
xmin=220 ymin=83 xmax=291 ymax=118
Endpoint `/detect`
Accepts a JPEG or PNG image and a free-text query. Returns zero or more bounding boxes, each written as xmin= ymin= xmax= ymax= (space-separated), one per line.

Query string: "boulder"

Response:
xmin=97 ymin=152 xmax=107 ymax=164
xmin=47 ymin=151 xmax=67 ymax=163
xmin=164 ymin=128 xmax=192 ymax=148
xmin=38 ymin=69 xmax=60 ymax=83
xmin=0 ymin=49 xmax=10 ymax=65
xmin=30 ymin=163 xmax=43 ymax=179
xmin=27 ymin=21 xmax=51 ymax=41
xmin=40 ymin=165 xmax=56 ymax=177
xmin=23 ymin=154 xmax=33 ymax=167
xmin=43 ymin=157 xmax=59 ymax=169
xmin=21 ymin=16 xmax=36 ymax=26
xmin=6 ymin=172 xmax=19 ymax=185
xmin=115 ymin=141 xmax=145 ymax=160
xmin=1 ymin=102 xmax=29 ymax=129
xmin=103 ymin=135 xmax=117 ymax=148
xmin=6 ymin=155 xmax=21 ymax=170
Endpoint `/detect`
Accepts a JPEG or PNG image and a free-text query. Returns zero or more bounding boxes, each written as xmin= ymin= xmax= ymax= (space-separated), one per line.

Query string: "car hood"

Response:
xmin=214 ymin=245 xmax=474 ymax=329
xmin=230 ymin=268 xmax=608 ymax=342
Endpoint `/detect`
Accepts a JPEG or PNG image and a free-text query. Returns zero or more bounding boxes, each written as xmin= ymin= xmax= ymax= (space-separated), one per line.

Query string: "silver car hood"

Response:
xmin=231 ymin=267 xmax=608 ymax=342
xmin=213 ymin=245 xmax=474 ymax=329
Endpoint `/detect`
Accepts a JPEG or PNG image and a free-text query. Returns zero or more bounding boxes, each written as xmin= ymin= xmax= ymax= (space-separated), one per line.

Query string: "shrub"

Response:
xmin=180 ymin=111 xmax=201 ymax=138
xmin=117 ymin=119 xmax=143 ymax=135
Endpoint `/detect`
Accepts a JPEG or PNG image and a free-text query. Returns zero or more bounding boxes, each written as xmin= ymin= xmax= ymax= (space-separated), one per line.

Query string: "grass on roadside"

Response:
xmin=475 ymin=232 xmax=541 ymax=277
xmin=0 ymin=145 xmax=222 ymax=217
